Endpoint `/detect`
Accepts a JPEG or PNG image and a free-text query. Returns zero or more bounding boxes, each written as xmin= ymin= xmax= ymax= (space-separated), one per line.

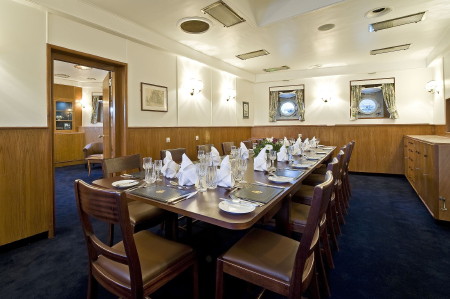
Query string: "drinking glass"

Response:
xmin=265 ymin=152 xmax=272 ymax=170
xmin=269 ymin=150 xmax=277 ymax=171
xmin=238 ymin=158 xmax=248 ymax=183
xmin=252 ymin=143 xmax=257 ymax=150
xmin=316 ymin=138 xmax=321 ymax=147
xmin=143 ymin=157 xmax=152 ymax=183
xmin=230 ymin=159 xmax=239 ymax=185
xmin=144 ymin=163 xmax=156 ymax=185
xmin=288 ymin=146 xmax=294 ymax=164
xmin=154 ymin=160 xmax=163 ymax=181
xmin=197 ymin=150 xmax=205 ymax=162
xmin=196 ymin=163 xmax=207 ymax=192
xmin=230 ymin=148 xmax=238 ymax=159
xmin=206 ymin=165 xmax=217 ymax=189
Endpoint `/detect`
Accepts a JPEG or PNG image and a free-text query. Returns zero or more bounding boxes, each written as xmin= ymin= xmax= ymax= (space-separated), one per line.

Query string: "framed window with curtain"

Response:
xmin=269 ymin=85 xmax=305 ymax=122
xmin=91 ymin=92 xmax=103 ymax=124
xmin=350 ymin=78 xmax=398 ymax=120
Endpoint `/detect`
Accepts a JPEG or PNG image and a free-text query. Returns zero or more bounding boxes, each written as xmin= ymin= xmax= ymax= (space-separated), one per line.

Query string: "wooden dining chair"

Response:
xmin=215 ymin=171 xmax=334 ymax=299
xmin=221 ymin=142 xmax=235 ymax=155
xmin=196 ymin=144 xmax=214 ymax=154
xmin=242 ymin=140 xmax=252 ymax=149
xmin=291 ymin=157 xmax=340 ymax=273
xmin=74 ymin=180 xmax=198 ymax=299
xmin=103 ymin=154 xmax=168 ymax=246
xmin=160 ymin=148 xmax=186 ymax=164
xmin=342 ymin=141 xmax=355 ymax=202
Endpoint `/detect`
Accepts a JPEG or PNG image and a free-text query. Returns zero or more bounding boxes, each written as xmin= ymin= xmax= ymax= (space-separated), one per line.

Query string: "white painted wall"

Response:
xmin=0 ymin=1 xmax=47 ymax=127
xmin=236 ymin=78 xmax=254 ymax=125
xmin=253 ymin=68 xmax=435 ymax=125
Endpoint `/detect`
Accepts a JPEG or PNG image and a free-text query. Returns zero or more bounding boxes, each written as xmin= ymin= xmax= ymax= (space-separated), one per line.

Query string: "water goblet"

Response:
xmin=288 ymin=145 xmax=294 ymax=164
xmin=154 ymin=160 xmax=163 ymax=181
xmin=269 ymin=150 xmax=277 ymax=171
xmin=144 ymin=163 xmax=156 ymax=185
xmin=197 ymin=150 xmax=205 ymax=162
xmin=196 ymin=163 xmax=207 ymax=192
xmin=238 ymin=158 xmax=248 ymax=183
xmin=206 ymin=165 xmax=217 ymax=189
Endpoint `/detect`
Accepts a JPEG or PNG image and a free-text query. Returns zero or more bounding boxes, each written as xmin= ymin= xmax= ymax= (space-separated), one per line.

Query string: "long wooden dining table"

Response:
xmin=92 ymin=147 xmax=335 ymax=234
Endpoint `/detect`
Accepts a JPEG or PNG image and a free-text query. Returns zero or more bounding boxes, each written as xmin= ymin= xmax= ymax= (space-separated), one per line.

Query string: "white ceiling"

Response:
xmin=61 ymin=0 xmax=450 ymax=76
xmin=53 ymin=60 xmax=108 ymax=84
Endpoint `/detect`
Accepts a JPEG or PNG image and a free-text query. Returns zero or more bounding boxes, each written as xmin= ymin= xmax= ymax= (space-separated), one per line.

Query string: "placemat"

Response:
xmin=129 ymin=185 xmax=191 ymax=203
xmin=233 ymin=185 xmax=283 ymax=204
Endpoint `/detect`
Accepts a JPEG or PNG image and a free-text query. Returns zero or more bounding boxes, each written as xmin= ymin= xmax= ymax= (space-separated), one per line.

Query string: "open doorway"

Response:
xmin=47 ymin=44 xmax=128 ymax=236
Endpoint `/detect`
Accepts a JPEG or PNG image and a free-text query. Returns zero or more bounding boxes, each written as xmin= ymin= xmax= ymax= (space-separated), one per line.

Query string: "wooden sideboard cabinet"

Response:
xmin=404 ymin=135 xmax=450 ymax=221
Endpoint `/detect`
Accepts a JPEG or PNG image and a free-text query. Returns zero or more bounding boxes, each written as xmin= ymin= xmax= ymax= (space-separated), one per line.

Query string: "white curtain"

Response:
xmin=295 ymin=89 xmax=305 ymax=121
xmin=269 ymin=90 xmax=278 ymax=122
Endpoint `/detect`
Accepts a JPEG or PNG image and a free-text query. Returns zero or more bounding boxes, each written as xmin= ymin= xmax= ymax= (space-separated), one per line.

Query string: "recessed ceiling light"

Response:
xmin=54 ymin=74 xmax=70 ymax=78
xmin=369 ymin=12 xmax=425 ymax=32
xmin=202 ymin=1 xmax=245 ymax=27
xmin=365 ymin=7 xmax=392 ymax=18
xmin=178 ymin=17 xmax=211 ymax=34
xmin=74 ymin=65 xmax=92 ymax=70
xmin=236 ymin=49 xmax=269 ymax=60
xmin=370 ymin=44 xmax=410 ymax=55
xmin=318 ymin=24 xmax=335 ymax=31
xmin=86 ymin=78 xmax=96 ymax=80
xmin=309 ymin=64 xmax=322 ymax=69
xmin=263 ymin=66 xmax=290 ymax=72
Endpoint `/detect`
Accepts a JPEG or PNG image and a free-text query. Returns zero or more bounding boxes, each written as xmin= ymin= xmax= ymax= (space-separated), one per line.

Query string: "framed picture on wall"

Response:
xmin=243 ymin=101 xmax=249 ymax=119
xmin=141 ymin=82 xmax=168 ymax=112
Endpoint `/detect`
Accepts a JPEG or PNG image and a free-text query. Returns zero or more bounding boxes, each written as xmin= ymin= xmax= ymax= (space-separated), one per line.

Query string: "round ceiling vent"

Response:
xmin=365 ymin=7 xmax=392 ymax=18
xmin=178 ymin=17 xmax=212 ymax=34
xmin=318 ymin=24 xmax=335 ymax=31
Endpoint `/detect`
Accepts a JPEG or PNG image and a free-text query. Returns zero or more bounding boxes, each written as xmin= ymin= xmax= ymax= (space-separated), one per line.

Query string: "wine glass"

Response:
xmin=238 ymin=158 xmax=248 ymax=183
xmin=196 ymin=163 xmax=207 ymax=192
xmin=197 ymin=150 xmax=205 ymax=162
xmin=154 ymin=160 xmax=163 ymax=181
xmin=269 ymin=150 xmax=277 ymax=171
xmin=288 ymin=146 xmax=294 ymax=164
xmin=206 ymin=165 xmax=217 ymax=189
xmin=143 ymin=157 xmax=152 ymax=183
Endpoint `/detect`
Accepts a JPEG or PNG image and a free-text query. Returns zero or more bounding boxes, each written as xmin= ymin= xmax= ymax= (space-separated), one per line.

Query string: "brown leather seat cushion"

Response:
xmin=302 ymin=173 xmax=325 ymax=186
xmin=292 ymin=185 xmax=314 ymax=205
xmin=221 ymin=229 xmax=313 ymax=283
xmin=94 ymin=231 xmax=193 ymax=288
xmin=127 ymin=201 xmax=165 ymax=226
xmin=290 ymin=202 xmax=310 ymax=227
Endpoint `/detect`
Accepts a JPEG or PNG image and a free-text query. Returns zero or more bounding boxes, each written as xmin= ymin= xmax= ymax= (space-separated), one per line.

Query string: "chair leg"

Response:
xmin=87 ymin=271 xmax=98 ymax=299
xmin=331 ymin=204 xmax=341 ymax=236
xmin=108 ymin=223 xmax=115 ymax=246
xmin=327 ymin=209 xmax=339 ymax=251
xmin=316 ymin=246 xmax=330 ymax=298
xmin=215 ymin=259 xmax=224 ymax=299
xmin=320 ymin=228 xmax=335 ymax=269
xmin=192 ymin=261 xmax=199 ymax=299
xmin=308 ymin=265 xmax=321 ymax=299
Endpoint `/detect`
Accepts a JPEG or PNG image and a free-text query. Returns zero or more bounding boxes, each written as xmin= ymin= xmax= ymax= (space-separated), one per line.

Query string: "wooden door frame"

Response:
xmin=47 ymin=44 xmax=128 ymax=237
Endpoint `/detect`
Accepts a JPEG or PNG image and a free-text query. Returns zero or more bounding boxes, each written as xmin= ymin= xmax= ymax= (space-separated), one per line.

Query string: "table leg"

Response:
xmin=88 ymin=160 xmax=92 ymax=176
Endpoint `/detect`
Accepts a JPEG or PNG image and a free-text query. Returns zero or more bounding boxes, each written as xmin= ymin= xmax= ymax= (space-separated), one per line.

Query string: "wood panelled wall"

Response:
xmin=0 ymin=128 xmax=53 ymax=246
xmin=127 ymin=127 xmax=252 ymax=160
xmin=252 ymin=124 xmax=439 ymax=174
xmin=54 ymin=132 xmax=85 ymax=166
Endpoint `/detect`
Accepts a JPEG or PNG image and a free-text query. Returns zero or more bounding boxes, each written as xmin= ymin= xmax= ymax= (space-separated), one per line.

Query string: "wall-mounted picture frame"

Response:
xmin=243 ymin=101 xmax=249 ymax=119
xmin=141 ymin=82 xmax=168 ymax=112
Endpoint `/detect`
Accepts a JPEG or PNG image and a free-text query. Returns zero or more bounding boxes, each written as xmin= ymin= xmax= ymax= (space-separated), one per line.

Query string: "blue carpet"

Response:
xmin=1 ymin=166 xmax=449 ymax=298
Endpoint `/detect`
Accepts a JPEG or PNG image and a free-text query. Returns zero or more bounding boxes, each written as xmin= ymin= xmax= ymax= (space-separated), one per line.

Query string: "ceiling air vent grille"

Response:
xmin=202 ymin=1 xmax=245 ymax=27
xmin=369 ymin=12 xmax=425 ymax=32
xmin=236 ymin=49 xmax=269 ymax=60
xmin=263 ymin=66 xmax=290 ymax=72
xmin=370 ymin=44 xmax=411 ymax=55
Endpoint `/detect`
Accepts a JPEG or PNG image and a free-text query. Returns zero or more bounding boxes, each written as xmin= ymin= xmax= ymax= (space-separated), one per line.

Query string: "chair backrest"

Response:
xmin=197 ymin=144 xmax=214 ymax=154
xmin=290 ymin=171 xmax=334 ymax=297
xmin=221 ymin=142 xmax=235 ymax=155
xmin=242 ymin=140 xmax=252 ymax=149
xmin=160 ymin=148 xmax=186 ymax=164
xmin=103 ymin=154 xmax=141 ymax=178
xmin=74 ymin=179 xmax=144 ymax=297
xmin=83 ymin=142 xmax=103 ymax=157
xmin=344 ymin=140 xmax=355 ymax=173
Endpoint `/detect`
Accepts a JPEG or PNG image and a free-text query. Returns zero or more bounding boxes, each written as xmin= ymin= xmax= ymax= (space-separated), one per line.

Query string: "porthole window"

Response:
xmin=280 ymin=101 xmax=296 ymax=116
xmin=358 ymin=99 xmax=378 ymax=114
xmin=269 ymin=85 xmax=305 ymax=122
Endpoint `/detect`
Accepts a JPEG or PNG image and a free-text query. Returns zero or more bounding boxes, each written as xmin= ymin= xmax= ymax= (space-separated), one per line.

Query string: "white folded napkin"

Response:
xmin=292 ymin=138 xmax=301 ymax=155
xmin=176 ymin=154 xmax=198 ymax=186
xmin=210 ymin=146 xmax=221 ymax=166
xmin=216 ymin=155 xmax=233 ymax=187
xmin=277 ymin=145 xmax=289 ymax=161
xmin=283 ymin=137 xmax=290 ymax=147
xmin=239 ymin=142 xmax=249 ymax=159
xmin=254 ymin=148 xmax=268 ymax=171
xmin=161 ymin=151 xmax=180 ymax=178
xmin=302 ymin=139 xmax=310 ymax=151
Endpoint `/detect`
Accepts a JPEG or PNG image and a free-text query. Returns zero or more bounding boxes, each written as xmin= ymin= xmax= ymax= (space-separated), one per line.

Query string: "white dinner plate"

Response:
xmin=316 ymin=151 xmax=327 ymax=155
xmin=268 ymin=176 xmax=293 ymax=183
xmin=292 ymin=163 xmax=312 ymax=169
xmin=322 ymin=147 xmax=334 ymax=150
xmin=112 ymin=180 xmax=139 ymax=188
xmin=306 ymin=156 xmax=320 ymax=160
xmin=219 ymin=201 xmax=255 ymax=214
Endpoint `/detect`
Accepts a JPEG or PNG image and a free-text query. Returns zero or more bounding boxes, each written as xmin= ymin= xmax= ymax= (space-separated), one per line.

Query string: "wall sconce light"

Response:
xmin=76 ymin=99 xmax=87 ymax=108
xmin=189 ymin=78 xmax=203 ymax=96
xmin=425 ymin=80 xmax=439 ymax=94
xmin=226 ymin=88 xmax=236 ymax=101
xmin=321 ymin=97 xmax=331 ymax=103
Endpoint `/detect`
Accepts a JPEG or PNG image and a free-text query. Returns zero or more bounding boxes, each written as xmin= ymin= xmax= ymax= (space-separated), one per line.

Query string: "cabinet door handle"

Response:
xmin=440 ymin=197 xmax=448 ymax=211
xmin=424 ymin=155 xmax=428 ymax=158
